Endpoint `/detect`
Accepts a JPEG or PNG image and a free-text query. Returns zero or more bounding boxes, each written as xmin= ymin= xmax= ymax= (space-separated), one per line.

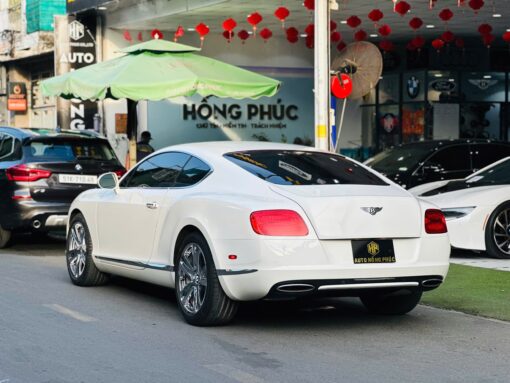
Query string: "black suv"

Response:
xmin=0 ymin=127 xmax=126 ymax=248
xmin=365 ymin=140 xmax=510 ymax=189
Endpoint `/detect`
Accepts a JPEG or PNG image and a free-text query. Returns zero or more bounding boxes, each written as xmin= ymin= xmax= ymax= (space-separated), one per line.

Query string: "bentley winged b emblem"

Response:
xmin=361 ymin=207 xmax=383 ymax=216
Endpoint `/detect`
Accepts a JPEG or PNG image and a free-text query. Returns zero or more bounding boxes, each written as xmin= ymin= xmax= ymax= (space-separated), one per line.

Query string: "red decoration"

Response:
xmin=123 ymin=30 xmax=132 ymax=42
xmin=395 ymin=1 xmax=411 ymax=17
xmin=455 ymin=37 xmax=465 ymax=49
xmin=247 ymin=12 xmax=262 ymax=36
xmin=439 ymin=8 xmax=454 ymax=22
xmin=379 ymin=40 xmax=395 ymax=52
xmin=503 ymin=32 xmax=510 ymax=43
xmin=407 ymin=41 xmax=418 ymax=51
xmin=151 ymin=29 xmax=163 ymax=39
xmin=337 ymin=41 xmax=347 ymax=52
xmin=330 ymin=21 xmax=338 ymax=31
xmin=483 ymin=33 xmax=495 ymax=47
xmin=286 ymin=27 xmax=299 ymax=38
xmin=412 ymin=36 xmax=426 ymax=49
xmin=469 ymin=0 xmax=484 ymax=13
xmin=222 ymin=30 xmax=234 ymax=42
xmin=354 ymin=30 xmax=368 ymax=42
xmin=378 ymin=25 xmax=391 ymax=37
xmin=305 ymin=23 xmax=314 ymax=36
xmin=274 ymin=7 xmax=290 ymax=28
xmin=346 ymin=16 xmax=361 ymax=29
xmin=331 ymin=31 xmax=342 ymax=42
xmin=195 ymin=23 xmax=210 ymax=47
xmin=287 ymin=34 xmax=299 ymax=44
xmin=331 ymin=74 xmax=353 ymax=99
xmin=306 ymin=35 xmax=314 ymax=49
xmin=259 ymin=28 xmax=273 ymax=42
xmin=368 ymin=9 xmax=384 ymax=24
xmin=137 ymin=31 xmax=143 ymax=42
xmin=174 ymin=25 xmax=185 ymax=42
xmin=432 ymin=38 xmax=445 ymax=51
xmin=222 ymin=18 xmax=237 ymax=43
xmin=304 ymin=0 xmax=314 ymax=11
xmin=238 ymin=30 xmax=250 ymax=44
xmin=478 ymin=24 xmax=492 ymax=35
xmin=409 ymin=17 xmax=423 ymax=30
xmin=442 ymin=31 xmax=455 ymax=43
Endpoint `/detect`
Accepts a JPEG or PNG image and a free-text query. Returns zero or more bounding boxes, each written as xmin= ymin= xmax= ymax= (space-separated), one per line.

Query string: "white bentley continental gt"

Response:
xmin=66 ymin=142 xmax=450 ymax=325
xmin=410 ymin=156 xmax=510 ymax=259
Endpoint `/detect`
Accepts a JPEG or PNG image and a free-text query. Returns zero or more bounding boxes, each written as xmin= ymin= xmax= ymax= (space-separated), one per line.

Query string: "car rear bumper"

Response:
xmin=1 ymin=200 xmax=70 ymax=231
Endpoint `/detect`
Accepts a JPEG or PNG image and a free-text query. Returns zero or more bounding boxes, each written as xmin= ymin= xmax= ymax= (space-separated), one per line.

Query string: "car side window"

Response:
xmin=174 ymin=156 xmax=211 ymax=187
xmin=123 ymin=152 xmax=190 ymax=188
xmin=472 ymin=144 xmax=510 ymax=171
xmin=424 ymin=145 xmax=471 ymax=172
xmin=0 ymin=134 xmax=22 ymax=162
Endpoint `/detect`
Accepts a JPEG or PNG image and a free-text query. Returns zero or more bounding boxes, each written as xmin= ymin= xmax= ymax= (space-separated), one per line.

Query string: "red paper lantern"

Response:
xmin=259 ymin=28 xmax=273 ymax=42
xmin=395 ymin=1 xmax=411 ymax=17
xmin=478 ymin=24 xmax=492 ymax=35
xmin=195 ymin=23 xmax=210 ymax=47
xmin=368 ymin=9 xmax=384 ymax=23
xmin=378 ymin=25 xmax=391 ymax=37
xmin=354 ymin=29 xmax=368 ymax=42
xmin=330 ymin=21 xmax=337 ymax=31
xmin=439 ymin=8 xmax=454 ymax=22
xmin=442 ymin=30 xmax=455 ymax=43
xmin=331 ymin=31 xmax=342 ymax=42
xmin=306 ymin=35 xmax=314 ymax=49
xmin=305 ymin=23 xmax=314 ymax=36
xmin=286 ymin=27 xmax=299 ymax=38
xmin=151 ymin=29 xmax=163 ymax=39
xmin=337 ymin=41 xmax=347 ymax=52
xmin=274 ymin=6 xmax=290 ymax=28
xmin=409 ymin=17 xmax=423 ymax=30
xmin=379 ymin=40 xmax=395 ymax=52
xmin=223 ymin=18 xmax=237 ymax=32
xmin=432 ymin=38 xmax=445 ymax=51
xmin=304 ymin=0 xmax=314 ymax=11
xmin=346 ymin=16 xmax=361 ymax=29
xmin=238 ymin=30 xmax=250 ymax=43
xmin=247 ymin=12 xmax=262 ymax=33
xmin=469 ymin=0 xmax=484 ymax=13
xmin=174 ymin=25 xmax=184 ymax=42
xmin=123 ymin=30 xmax=132 ymax=42
xmin=412 ymin=36 xmax=426 ymax=49
xmin=455 ymin=37 xmax=465 ymax=49
xmin=483 ymin=33 xmax=495 ymax=47
xmin=503 ymin=32 xmax=510 ymax=43
xmin=222 ymin=30 xmax=234 ymax=42
xmin=331 ymin=74 xmax=353 ymax=99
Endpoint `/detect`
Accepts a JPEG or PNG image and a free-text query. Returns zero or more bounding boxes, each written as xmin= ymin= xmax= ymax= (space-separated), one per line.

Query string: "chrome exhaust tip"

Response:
xmin=32 ymin=220 xmax=42 ymax=229
xmin=276 ymin=284 xmax=315 ymax=294
xmin=421 ymin=279 xmax=442 ymax=288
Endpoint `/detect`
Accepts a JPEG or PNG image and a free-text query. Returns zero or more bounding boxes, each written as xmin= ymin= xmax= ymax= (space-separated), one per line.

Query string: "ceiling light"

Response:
xmin=300 ymin=34 xmax=307 ymax=37
xmin=493 ymin=14 xmax=502 ymax=18
xmin=187 ymin=28 xmax=195 ymax=31
xmin=370 ymin=34 xmax=378 ymax=38
xmin=426 ymin=25 xmax=435 ymax=29
xmin=434 ymin=73 xmax=443 ymax=78
xmin=483 ymin=75 xmax=492 ymax=79
xmin=98 ymin=6 xmax=107 ymax=10
xmin=340 ymin=20 xmax=347 ymax=24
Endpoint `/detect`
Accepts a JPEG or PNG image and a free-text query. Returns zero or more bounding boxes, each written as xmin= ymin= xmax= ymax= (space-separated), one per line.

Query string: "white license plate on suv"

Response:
xmin=58 ymin=174 xmax=98 ymax=185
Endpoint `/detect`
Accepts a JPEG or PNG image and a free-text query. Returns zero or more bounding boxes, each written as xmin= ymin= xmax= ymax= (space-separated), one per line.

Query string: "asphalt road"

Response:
xmin=1 ymin=235 xmax=509 ymax=383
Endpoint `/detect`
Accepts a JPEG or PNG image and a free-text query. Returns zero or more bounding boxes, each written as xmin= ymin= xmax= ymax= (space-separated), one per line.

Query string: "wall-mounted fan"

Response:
xmin=331 ymin=42 xmax=383 ymax=152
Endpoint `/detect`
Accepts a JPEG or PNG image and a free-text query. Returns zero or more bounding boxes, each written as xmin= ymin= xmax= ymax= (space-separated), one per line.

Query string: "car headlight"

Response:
xmin=441 ymin=207 xmax=476 ymax=220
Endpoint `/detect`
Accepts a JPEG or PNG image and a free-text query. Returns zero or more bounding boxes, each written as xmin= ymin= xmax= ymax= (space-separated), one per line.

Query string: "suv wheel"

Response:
xmin=360 ymin=290 xmax=422 ymax=315
xmin=66 ymin=213 xmax=109 ymax=286
xmin=175 ymin=232 xmax=238 ymax=326
xmin=0 ymin=225 xmax=12 ymax=249
xmin=485 ymin=201 xmax=510 ymax=259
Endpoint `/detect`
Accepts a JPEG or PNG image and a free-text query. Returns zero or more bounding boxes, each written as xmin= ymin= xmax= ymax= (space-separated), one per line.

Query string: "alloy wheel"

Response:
xmin=178 ymin=243 xmax=208 ymax=314
xmin=492 ymin=208 xmax=510 ymax=255
xmin=68 ymin=222 xmax=87 ymax=278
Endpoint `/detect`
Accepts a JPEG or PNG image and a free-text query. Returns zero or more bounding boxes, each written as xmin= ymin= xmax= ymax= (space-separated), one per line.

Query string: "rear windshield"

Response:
xmin=25 ymin=139 xmax=118 ymax=163
xmin=368 ymin=145 xmax=433 ymax=173
xmin=225 ymin=150 xmax=388 ymax=186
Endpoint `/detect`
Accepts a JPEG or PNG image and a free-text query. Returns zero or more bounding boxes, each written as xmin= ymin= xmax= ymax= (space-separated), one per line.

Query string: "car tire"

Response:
xmin=360 ymin=290 xmax=422 ymax=315
xmin=66 ymin=213 xmax=109 ymax=286
xmin=0 ymin=225 xmax=12 ymax=249
xmin=175 ymin=232 xmax=238 ymax=326
xmin=485 ymin=201 xmax=510 ymax=259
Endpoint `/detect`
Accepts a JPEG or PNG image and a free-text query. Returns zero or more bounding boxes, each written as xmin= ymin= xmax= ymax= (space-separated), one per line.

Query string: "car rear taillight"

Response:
xmin=6 ymin=164 xmax=52 ymax=182
xmin=250 ymin=210 xmax=309 ymax=236
xmin=114 ymin=168 xmax=127 ymax=178
xmin=425 ymin=209 xmax=447 ymax=234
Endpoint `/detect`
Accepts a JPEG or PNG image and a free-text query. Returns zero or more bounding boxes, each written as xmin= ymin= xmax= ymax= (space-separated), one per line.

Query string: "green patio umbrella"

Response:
xmin=41 ymin=39 xmax=281 ymax=166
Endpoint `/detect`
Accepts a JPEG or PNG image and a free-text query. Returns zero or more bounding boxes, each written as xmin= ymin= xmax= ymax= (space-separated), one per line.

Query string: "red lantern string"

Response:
xmin=222 ymin=30 xmax=234 ymax=42
xmin=222 ymin=18 xmax=237 ymax=43
xmin=478 ymin=23 xmax=493 ymax=35
xmin=286 ymin=27 xmax=299 ymax=44
xmin=274 ymin=7 xmax=290 ymax=29
xmin=432 ymin=38 xmax=445 ymax=51
xmin=395 ymin=1 xmax=411 ymax=17
xmin=354 ymin=29 xmax=368 ymax=42
xmin=304 ymin=0 xmax=314 ymax=11
xmin=331 ymin=31 xmax=342 ymax=42
xmin=246 ymin=13 xmax=262 ymax=36
xmin=151 ymin=29 xmax=163 ymax=40
xmin=259 ymin=28 xmax=273 ymax=43
xmin=368 ymin=9 xmax=384 ymax=25
xmin=346 ymin=16 xmax=361 ymax=29
xmin=305 ymin=23 xmax=314 ymax=37
xmin=306 ymin=35 xmax=314 ymax=49
xmin=409 ymin=17 xmax=423 ymax=31
xmin=378 ymin=25 xmax=391 ymax=37
xmin=379 ymin=40 xmax=395 ymax=52
xmin=237 ymin=30 xmax=250 ymax=44
xmin=439 ymin=9 xmax=454 ymax=24
xmin=174 ymin=26 xmax=184 ymax=42
xmin=469 ymin=0 xmax=485 ymax=13
xmin=442 ymin=30 xmax=455 ymax=43
xmin=195 ymin=23 xmax=210 ymax=48
xmin=123 ymin=30 xmax=132 ymax=42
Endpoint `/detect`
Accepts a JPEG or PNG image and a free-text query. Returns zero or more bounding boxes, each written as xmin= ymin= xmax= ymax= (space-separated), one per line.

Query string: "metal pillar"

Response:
xmin=314 ymin=0 xmax=331 ymax=151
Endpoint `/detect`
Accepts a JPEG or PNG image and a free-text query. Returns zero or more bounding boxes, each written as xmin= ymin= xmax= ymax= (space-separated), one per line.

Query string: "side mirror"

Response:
xmin=98 ymin=172 xmax=119 ymax=192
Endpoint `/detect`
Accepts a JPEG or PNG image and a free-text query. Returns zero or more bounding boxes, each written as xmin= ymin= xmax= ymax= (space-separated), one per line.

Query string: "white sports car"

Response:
xmin=66 ymin=142 xmax=450 ymax=325
xmin=410 ymin=157 xmax=510 ymax=259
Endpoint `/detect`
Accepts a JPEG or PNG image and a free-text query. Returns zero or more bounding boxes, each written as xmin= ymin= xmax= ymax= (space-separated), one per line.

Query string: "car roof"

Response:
xmin=0 ymin=126 xmax=105 ymax=140
xmin=391 ymin=139 xmax=510 ymax=150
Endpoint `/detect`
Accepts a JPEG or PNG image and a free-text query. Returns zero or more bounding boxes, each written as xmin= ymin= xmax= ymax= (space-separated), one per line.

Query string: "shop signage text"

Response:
xmin=7 ymin=82 xmax=27 ymax=112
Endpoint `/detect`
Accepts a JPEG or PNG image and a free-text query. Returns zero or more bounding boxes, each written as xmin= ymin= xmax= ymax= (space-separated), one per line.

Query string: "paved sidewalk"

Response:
xmin=450 ymin=250 xmax=510 ymax=272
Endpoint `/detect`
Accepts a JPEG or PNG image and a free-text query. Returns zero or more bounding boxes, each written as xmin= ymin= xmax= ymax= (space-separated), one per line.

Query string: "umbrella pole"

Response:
xmin=127 ymin=99 xmax=138 ymax=169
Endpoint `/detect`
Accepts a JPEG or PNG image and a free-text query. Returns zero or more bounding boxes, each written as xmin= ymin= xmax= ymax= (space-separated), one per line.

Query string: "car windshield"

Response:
xmin=368 ymin=145 xmax=433 ymax=173
xmin=224 ymin=150 xmax=388 ymax=186
xmin=26 ymin=139 xmax=118 ymax=163
xmin=465 ymin=157 xmax=510 ymax=185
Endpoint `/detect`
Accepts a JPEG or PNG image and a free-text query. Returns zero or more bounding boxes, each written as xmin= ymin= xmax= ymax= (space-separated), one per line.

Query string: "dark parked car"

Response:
xmin=365 ymin=140 xmax=510 ymax=189
xmin=0 ymin=127 xmax=126 ymax=248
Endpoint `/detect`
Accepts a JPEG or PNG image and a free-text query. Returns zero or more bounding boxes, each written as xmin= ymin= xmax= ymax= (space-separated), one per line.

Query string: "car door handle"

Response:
xmin=146 ymin=202 xmax=159 ymax=210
